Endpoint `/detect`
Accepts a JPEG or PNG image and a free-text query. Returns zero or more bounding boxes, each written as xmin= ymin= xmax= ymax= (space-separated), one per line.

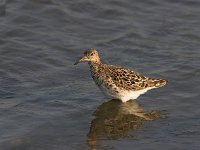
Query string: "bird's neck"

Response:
xmin=89 ymin=61 xmax=102 ymax=73
xmin=89 ymin=60 xmax=101 ymax=66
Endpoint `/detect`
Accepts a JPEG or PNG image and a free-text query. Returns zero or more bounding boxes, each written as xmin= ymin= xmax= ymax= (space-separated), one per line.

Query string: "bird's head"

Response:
xmin=74 ymin=48 xmax=101 ymax=65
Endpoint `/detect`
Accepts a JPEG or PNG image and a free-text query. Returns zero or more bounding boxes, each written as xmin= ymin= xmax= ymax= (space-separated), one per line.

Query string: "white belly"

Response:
xmin=99 ymin=85 xmax=154 ymax=102
xmin=119 ymin=87 xmax=154 ymax=102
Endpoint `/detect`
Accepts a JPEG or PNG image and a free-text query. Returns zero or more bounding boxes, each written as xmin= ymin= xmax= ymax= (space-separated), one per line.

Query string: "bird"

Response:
xmin=74 ymin=48 xmax=167 ymax=102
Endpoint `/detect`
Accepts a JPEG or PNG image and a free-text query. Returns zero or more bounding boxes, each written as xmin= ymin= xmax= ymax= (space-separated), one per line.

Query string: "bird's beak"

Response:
xmin=74 ymin=56 xmax=89 ymax=65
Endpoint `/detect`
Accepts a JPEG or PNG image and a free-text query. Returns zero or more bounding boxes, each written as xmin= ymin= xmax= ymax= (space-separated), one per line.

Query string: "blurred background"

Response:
xmin=0 ymin=0 xmax=200 ymax=149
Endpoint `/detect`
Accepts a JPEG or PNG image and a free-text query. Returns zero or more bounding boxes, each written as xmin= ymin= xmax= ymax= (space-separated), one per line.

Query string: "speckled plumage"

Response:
xmin=74 ymin=48 xmax=167 ymax=102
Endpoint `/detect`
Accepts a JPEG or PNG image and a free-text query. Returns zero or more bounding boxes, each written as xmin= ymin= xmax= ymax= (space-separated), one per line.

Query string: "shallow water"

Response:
xmin=1 ymin=0 xmax=200 ymax=149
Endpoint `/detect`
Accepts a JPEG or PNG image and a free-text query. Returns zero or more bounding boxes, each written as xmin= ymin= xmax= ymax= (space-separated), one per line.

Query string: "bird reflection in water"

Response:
xmin=87 ymin=99 xmax=165 ymax=150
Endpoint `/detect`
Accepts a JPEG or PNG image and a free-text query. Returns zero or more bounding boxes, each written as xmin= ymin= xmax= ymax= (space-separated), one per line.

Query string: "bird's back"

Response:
xmin=91 ymin=63 xmax=166 ymax=90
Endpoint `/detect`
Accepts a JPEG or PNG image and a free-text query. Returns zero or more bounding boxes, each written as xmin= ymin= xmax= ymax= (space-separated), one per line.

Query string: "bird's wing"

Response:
xmin=105 ymin=65 xmax=150 ymax=90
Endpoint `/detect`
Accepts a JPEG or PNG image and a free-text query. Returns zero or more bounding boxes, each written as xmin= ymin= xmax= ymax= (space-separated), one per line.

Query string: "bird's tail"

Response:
xmin=148 ymin=78 xmax=167 ymax=88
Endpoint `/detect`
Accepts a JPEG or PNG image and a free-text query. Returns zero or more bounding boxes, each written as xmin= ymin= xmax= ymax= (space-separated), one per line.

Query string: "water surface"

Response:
xmin=1 ymin=0 xmax=200 ymax=149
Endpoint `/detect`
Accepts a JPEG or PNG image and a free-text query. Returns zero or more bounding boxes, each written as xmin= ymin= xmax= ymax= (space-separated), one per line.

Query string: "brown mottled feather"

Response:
xmin=90 ymin=63 xmax=163 ymax=91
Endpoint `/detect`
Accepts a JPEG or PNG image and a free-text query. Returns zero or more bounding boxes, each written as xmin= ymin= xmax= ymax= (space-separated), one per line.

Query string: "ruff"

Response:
xmin=74 ymin=48 xmax=167 ymax=102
